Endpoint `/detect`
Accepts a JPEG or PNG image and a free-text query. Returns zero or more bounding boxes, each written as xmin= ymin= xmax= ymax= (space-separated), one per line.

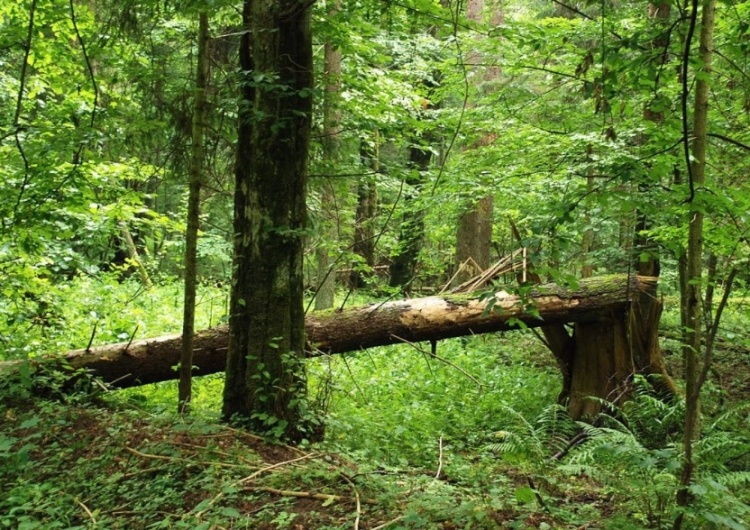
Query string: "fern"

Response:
xmin=485 ymin=404 xmax=578 ymax=461
xmin=481 ymin=386 xmax=749 ymax=528
xmin=713 ymin=470 xmax=750 ymax=488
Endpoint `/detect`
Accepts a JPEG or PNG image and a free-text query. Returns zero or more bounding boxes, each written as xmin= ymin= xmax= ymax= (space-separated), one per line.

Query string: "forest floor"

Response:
xmin=0 ymin=388 xmax=634 ymax=530
xmin=1 ymin=326 xmax=749 ymax=529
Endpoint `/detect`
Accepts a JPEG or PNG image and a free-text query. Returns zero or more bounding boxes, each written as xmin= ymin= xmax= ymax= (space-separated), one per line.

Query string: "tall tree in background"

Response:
xmin=314 ymin=3 xmax=343 ymax=311
xmin=223 ymin=0 xmax=314 ymax=441
xmin=350 ymin=134 xmax=378 ymax=288
xmin=389 ymin=20 xmax=440 ymax=293
xmin=179 ymin=10 xmax=209 ymax=413
xmin=388 ymin=134 xmax=432 ymax=291
xmin=626 ymin=1 xmax=675 ymax=400
xmin=454 ymin=0 xmax=501 ymax=282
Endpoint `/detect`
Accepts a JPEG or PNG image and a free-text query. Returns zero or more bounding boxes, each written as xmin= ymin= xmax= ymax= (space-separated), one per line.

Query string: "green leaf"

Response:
xmin=0 ymin=435 xmax=18 ymax=454
xmin=220 ymin=507 xmax=242 ymax=518
xmin=514 ymin=486 xmax=536 ymax=504
xmin=19 ymin=417 xmax=40 ymax=429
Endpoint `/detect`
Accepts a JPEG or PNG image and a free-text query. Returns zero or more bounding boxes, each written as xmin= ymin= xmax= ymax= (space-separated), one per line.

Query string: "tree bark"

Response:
xmin=3 ymin=275 xmax=668 ymax=419
xmin=314 ymin=184 xmax=337 ymax=310
xmin=454 ymin=0 xmax=501 ymax=283
xmin=179 ymin=10 xmax=209 ymax=413
xmin=456 ymin=195 xmax=493 ymax=280
xmin=675 ymin=0 xmax=716 ymax=525
xmin=314 ymin=8 xmax=343 ymax=311
xmin=223 ymin=0 xmax=313 ymax=440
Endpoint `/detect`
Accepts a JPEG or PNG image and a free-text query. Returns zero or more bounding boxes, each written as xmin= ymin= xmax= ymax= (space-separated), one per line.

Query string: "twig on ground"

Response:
xmin=342 ymin=354 xmax=367 ymax=400
xmin=107 ymin=373 xmax=135 ymax=387
xmin=222 ymin=424 xmax=308 ymax=456
xmin=124 ymin=446 xmax=254 ymax=469
xmin=91 ymin=377 xmax=110 ymax=393
xmin=392 ymin=334 xmax=483 ymax=388
xmin=526 ymin=475 xmax=550 ymax=513
xmin=166 ymin=440 xmax=262 ymax=465
xmin=109 ymin=509 xmax=179 ymax=518
xmin=435 ymin=435 xmax=444 ymax=480
xmin=243 ymin=485 xmax=378 ymax=505
xmin=550 ymin=431 xmax=588 ymax=461
xmin=371 ymin=515 xmax=406 ymax=530
xmin=195 ymin=453 xmax=320 ymax=518
xmin=121 ymin=466 xmax=166 ymax=479
xmin=341 ymin=473 xmax=362 ymax=530
xmin=125 ymin=446 xmax=174 ymax=462
xmin=73 ymin=497 xmax=96 ymax=525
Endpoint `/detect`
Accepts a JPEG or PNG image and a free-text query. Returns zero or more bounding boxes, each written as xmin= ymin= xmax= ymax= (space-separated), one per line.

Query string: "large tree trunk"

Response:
xmin=456 ymin=196 xmax=493 ymax=280
xmin=3 ymin=275 xmax=674 ymax=419
xmin=223 ymin=0 xmax=313 ymax=440
xmin=624 ymin=0 xmax=675 ymax=408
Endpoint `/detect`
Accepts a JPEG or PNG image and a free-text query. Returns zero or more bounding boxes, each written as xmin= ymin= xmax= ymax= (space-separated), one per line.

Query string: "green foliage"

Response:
xmin=484 ymin=404 xmax=578 ymax=462
xmin=2 ymin=295 xmax=750 ymax=528
xmin=0 ymin=274 xmax=227 ymax=361
xmin=1 ymin=0 xmax=750 ymax=527
xmin=317 ymin=333 xmax=560 ymax=467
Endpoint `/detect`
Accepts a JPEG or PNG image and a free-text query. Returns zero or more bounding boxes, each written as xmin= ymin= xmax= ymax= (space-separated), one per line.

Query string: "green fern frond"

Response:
xmin=706 ymin=401 xmax=750 ymax=432
xmin=712 ymin=470 xmax=750 ymax=488
xmin=565 ymin=422 xmax=659 ymax=472
xmin=557 ymin=462 xmax=609 ymax=482
xmin=487 ymin=404 xmax=581 ymax=461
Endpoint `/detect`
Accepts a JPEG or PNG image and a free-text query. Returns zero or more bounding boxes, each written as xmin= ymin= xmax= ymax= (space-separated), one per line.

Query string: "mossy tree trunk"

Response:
xmin=563 ymin=298 xmax=675 ymax=419
xmin=222 ymin=0 xmax=313 ymax=441
xmin=526 ymin=269 xmax=675 ymax=418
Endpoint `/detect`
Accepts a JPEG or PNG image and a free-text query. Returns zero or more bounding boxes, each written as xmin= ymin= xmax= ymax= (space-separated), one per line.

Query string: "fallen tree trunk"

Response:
xmin=0 ymin=275 xmax=655 ymax=391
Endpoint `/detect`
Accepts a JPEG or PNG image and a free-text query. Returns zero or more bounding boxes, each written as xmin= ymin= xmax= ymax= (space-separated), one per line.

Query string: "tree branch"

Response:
xmin=707 ymin=132 xmax=750 ymax=152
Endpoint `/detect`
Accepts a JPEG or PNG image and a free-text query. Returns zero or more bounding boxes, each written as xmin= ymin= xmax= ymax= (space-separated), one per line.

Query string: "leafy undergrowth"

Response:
xmin=4 ymin=394 xmax=748 ymax=530
xmin=2 ymin=332 xmax=750 ymax=529
xmin=0 ymin=397 xmax=628 ymax=530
